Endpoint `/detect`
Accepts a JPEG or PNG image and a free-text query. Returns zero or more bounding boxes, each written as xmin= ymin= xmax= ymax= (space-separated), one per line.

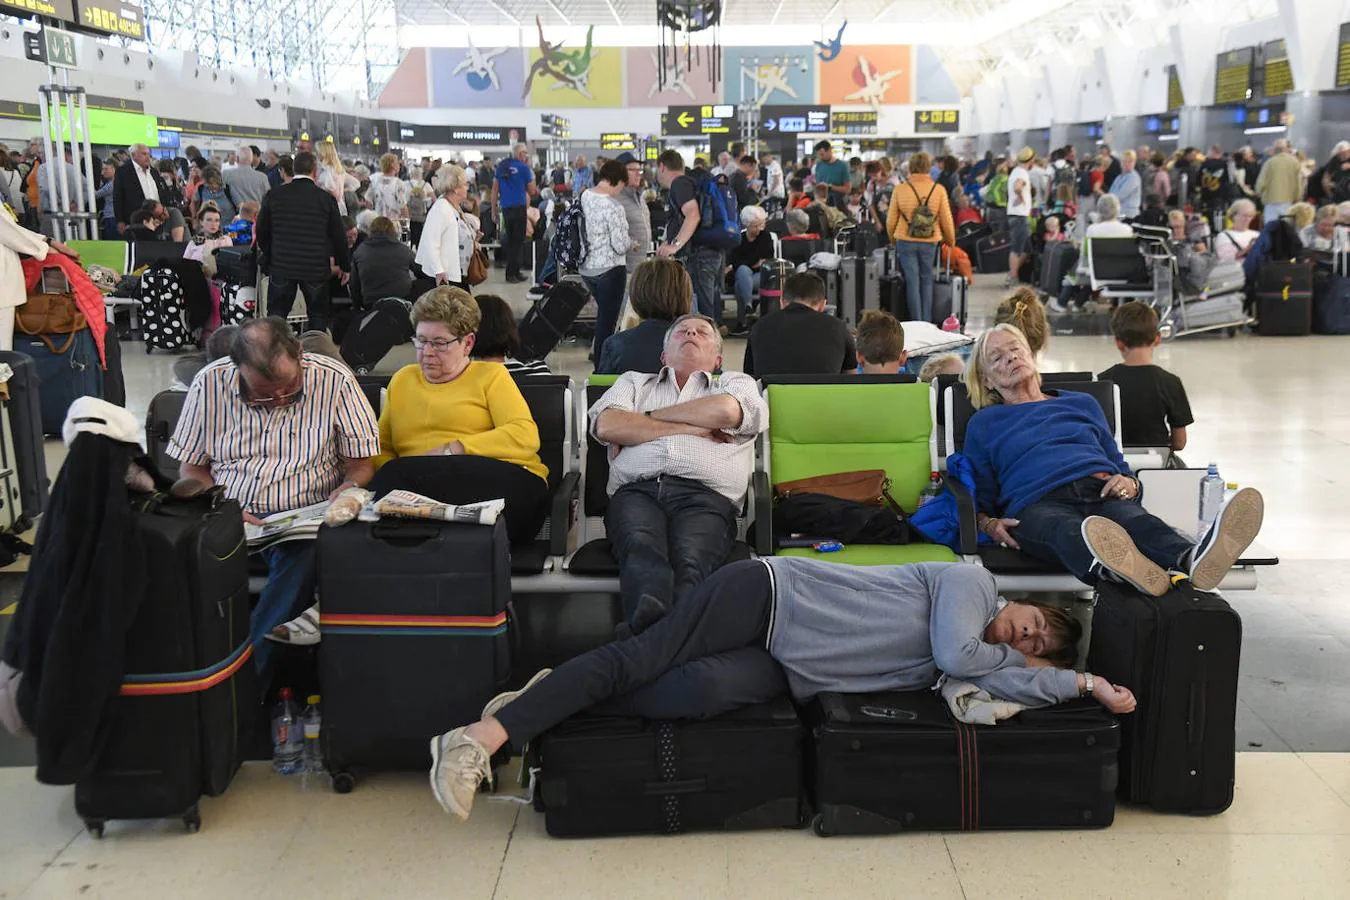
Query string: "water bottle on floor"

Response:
xmin=941 ymin=315 xmax=961 ymax=333
xmin=917 ymin=471 xmax=943 ymax=508
xmin=271 ymin=688 xmax=304 ymax=776
xmin=301 ymin=694 xmax=324 ymax=782
xmin=1197 ymin=463 xmax=1225 ymax=541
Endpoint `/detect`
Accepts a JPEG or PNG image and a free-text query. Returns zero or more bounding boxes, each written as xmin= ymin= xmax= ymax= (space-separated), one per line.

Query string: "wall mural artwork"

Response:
xmin=525 ymin=18 xmax=622 ymax=107
xmin=430 ymin=45 xmax=525 ymax=108
xmin=723 ymin=46 xmax=815 ymax=107
xmin=814 ymin=22 xmax=847 ymax=62
xmin=524 ymin=17 xmax=600 ymax=99
xmin=625 ymin=46 xmax=720 ymax=106
xmin=819 ymin=44 xmax=912 ymax=108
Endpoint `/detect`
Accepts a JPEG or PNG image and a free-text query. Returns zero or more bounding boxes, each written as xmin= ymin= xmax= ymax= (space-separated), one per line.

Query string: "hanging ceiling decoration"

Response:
xmin=656 ymin=0 xmax=723 ymax=93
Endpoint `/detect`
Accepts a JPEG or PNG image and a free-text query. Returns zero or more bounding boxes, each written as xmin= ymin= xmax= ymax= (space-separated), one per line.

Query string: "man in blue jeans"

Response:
xmin=589 ymin=313 xmax=768 ymax=633
xmin=656 ymin=149 xmax=726 ymax=324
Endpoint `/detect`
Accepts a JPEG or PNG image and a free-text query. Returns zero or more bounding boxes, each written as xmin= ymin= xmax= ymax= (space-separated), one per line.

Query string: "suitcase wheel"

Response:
xmin=331 ymin=771 xmax=356 ymax=794
xmin=84 ymin=818 xmax=106 ymax=839
xmin=183 ymin=805 xmax=201 ymax=834
xmin=810 ymin=813 xmax=833 ymax=838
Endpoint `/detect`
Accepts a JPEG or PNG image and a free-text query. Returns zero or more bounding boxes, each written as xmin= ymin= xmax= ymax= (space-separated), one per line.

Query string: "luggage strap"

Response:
xmin=119 ymin=639 xmax=252 ymax=696
xmin=317 ymin=611 xmax=507 ymax=636
xmin=655 ymin=722 xmax=683 ymax=834
xmin=954 ymin=720 xmax=980 ymax=830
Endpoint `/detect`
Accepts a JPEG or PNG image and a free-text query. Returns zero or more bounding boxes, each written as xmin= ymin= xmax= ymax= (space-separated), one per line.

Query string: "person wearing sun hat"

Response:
xmin=1006 ymin=146 xmax=1036 ymax=287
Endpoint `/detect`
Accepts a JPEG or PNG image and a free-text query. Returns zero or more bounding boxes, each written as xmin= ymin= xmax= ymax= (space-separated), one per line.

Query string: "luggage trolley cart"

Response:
xmin=1131 ymin=226 xmax=1251 ymax=340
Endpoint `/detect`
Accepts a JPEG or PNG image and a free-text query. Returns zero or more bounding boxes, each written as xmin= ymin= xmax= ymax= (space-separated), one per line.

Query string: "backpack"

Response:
xmin=898 ymin=181 xmax=939 ymax=239
xmin=1077 ymin=165 xmax=1095 ymax=197
xmin=551 ymin=198 xmax=587 ymax=273
xmin=1053 ymin=163 xmax=1076 ymax=196
xmin=691 ymin=170 xmax=741 ymax=251
xmin=406 ymin=186 xmax=427 ymax=220
xmin=985 ymin=174 xmax=1008 ymax=208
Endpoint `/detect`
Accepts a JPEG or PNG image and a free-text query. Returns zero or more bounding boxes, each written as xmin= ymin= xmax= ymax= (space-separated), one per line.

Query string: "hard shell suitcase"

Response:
xmin=808 ymin=690 xmax=1119 ymax=836
xmin=932 ymin=253 xmax=968 ymax=328
xmin=1255 ymin=260 xmax=1313 ymax=336
xmin=1203 ymin=260 xmax=1246 ymax=297
xmin=517 ymin=276 xmax=591 ymax=362
xmin=317 ymin=518 xmax=512 ymax=791
xmin=956 ymin=222 xmax=992 ymax=264
xmin=533 ymin=697 xmax=805 ymax=837
xmin=339 ymin=297 xmax=412 ymax=375
xmin=839 ymin=255 xmax=862 ymax=327
xmin=1177 ymin=290 xmax=1247 ymax=332
xmin=1040 ymin=242 xmax=1079 ymax=295
xmin=145 ymin=390 xmax=188 ymax=482
xmin=1087 ymin=580 xmax=1241 ymax=814
xmin=879 ymin=272 xmax=906 ymax=319
xmin=139 ymin=266 xmax=195 ymax=352
xmin=975 ymin=231 xmax=1012 ymax=274
xmin=75 ymin=493 xmax=255 ymax=836
xmin=14 ymin=330 xmax=102 ymax=436
xmin=0 ymin=351 xmax=50 ymax=524
xmin=1313 ymin=273 xmax=1350 ymax=334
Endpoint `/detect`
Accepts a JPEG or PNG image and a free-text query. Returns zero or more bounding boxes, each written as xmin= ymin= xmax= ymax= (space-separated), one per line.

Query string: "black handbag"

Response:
xmin=774 ymin=493 xmax=911 ymax=546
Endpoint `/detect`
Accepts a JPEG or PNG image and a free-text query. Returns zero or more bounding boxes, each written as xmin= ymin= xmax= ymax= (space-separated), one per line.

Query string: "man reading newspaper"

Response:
xmin=168 ymin=319 xmax=379 ymax=673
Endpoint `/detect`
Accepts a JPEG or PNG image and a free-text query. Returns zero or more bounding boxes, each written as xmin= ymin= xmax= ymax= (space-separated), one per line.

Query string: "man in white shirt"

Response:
xmin=762 ymin=152 xmax=785 ymax=202
xmin=1007 ymin=146 xmax=1035 ymax=286
xmin=589 ymin=313 xmax=769 ymax=634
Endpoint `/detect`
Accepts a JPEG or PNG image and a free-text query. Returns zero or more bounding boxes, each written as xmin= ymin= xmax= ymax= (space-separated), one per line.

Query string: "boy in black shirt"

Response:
xmin=1099 ymin=302 xmax=1193 ymax=451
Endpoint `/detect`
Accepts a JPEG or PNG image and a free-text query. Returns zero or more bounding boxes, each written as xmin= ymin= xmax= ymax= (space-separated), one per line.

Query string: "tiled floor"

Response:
xmin=1 ymin=271 xmax=1349 ymax=898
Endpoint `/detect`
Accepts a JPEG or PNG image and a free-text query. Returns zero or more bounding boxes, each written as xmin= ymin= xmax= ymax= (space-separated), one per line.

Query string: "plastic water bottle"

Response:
xmin=916 ymin=472 xmax=943 ymax=508
xmin=941 ymin=314 xmax=961 ymax=333
xmin=301 ymin=694 xmax=324 ymax=786
xmin=1197 ymin=463 xmax=1225 ymax=541
xmin=271 ymin=688 xmax=304 ymax=775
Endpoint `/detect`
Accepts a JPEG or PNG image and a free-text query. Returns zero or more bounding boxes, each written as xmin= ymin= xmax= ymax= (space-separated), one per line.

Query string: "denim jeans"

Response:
xmin=267 ymin=276 xmax=333 ymax=333
xmin=584 ymin=265 xmax=627 ymax=363
xmin=537 ymin=242 xmax=558 ymax=286
xmin=733 ymin=265 xmax=760 ymax=325
xmin=1012 ymin=476 xmax=1195 ymax=581
xmin=494 ymin=560 xmax=774 ymax=747
xmin=251 ymin=541 xmax=318 ymax=674
xmin=682 ymin=245 xmax=726 ymax=323
xmin=895 ymin=239 xmax=938 ymax=323
xmin=1262 ymin=202 xmax=1290 ymax=225
xmin=605 ymin=476 xmax=738 ymax=624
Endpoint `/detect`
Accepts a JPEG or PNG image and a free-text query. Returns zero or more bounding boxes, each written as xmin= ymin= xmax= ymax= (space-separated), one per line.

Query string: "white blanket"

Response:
xmin=938 ymin=676 xmax=1028 ymax=725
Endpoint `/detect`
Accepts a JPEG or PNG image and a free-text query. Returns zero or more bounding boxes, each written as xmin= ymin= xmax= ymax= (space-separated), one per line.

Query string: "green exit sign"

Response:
xmin=44 ymin=29 xmax=78 ymax=70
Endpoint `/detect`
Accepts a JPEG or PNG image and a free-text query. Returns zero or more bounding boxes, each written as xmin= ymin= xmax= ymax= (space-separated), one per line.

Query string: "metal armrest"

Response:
xmin=752 ymin=470 xmax=774 ymax=557
xmin=940 ymin=471 xmax=978 ymax=555
xmin=549 ymin=471 xmax=581 ymax=556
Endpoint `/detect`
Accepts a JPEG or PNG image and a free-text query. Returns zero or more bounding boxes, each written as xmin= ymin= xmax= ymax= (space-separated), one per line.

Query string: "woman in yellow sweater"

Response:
xmin=367 ymin=286 xmax=548 ymax=544
xmin=885 ymin=151 xmax=956 ymax=325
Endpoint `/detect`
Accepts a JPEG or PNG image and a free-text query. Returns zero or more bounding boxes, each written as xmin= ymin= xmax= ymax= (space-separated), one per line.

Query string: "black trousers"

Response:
xmin=502 ymin=205 xmax=528 ymax=278
xmin=494 ymin=560 xmax=777 ymax=747
xmin=267 ymin=276 xmax=333 ymax=333
xmin=367 ymin=455 xmax=548 ymax=546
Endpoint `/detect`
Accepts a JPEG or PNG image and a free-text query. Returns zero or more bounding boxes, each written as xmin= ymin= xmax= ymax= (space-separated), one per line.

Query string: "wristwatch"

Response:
xmin=1084 ymin=672 xmax=1096 ymax=696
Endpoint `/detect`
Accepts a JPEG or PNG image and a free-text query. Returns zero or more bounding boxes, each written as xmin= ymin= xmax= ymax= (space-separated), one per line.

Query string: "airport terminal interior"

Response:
xmin=2 ymin=0 xmax=1350 ymax=897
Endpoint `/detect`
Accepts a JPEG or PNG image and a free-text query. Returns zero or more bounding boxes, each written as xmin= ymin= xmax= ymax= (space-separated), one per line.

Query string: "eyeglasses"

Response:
xmin=240 ymin=370 xmax=305 ymax=408
xmin=412 ymin=335 xmax=464 ymax=353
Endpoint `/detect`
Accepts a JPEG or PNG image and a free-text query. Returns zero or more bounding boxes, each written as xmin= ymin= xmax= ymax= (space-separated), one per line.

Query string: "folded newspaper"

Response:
xmin=373 ymin=491 xmax=506 ymax=525
xmin=243 ymin=501 xmax=334 ymax=547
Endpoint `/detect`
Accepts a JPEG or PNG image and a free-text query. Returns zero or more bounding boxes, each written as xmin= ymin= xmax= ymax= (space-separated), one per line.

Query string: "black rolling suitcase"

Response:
xmin=317 ymin=518 xmax=511 ymax=791
xmin=14 ymin=330 xmax=103 ymax=436
xmin=975 ymin=231 xmax=1012 ymax=273
xmin=76 ymin=492 xmax=255 ymax=837
xmin=879 ymin=272 xmax=906 ymax=318
xmin=808 ymin=690 xmax=1119 ymax=836
xmin=1040 ymin=241 xmax=1079 ymax=295
xmin=516 ymin=276 xmax=590 ymax=362
xmin=757 ymin=259 xmax=791 ymax=316
xmin=955 ymin=222 xmax=992 ymax=263
xmin=0 ymin=351 xmax=50 ymax=527
xmin=533 ymin=697 xmax=805 ymax=837
xmin=339 ymin=297 xmax=412 ymax=375
xmin=1255 ymin=260 xmax=1314 ymax=336
xmin=145 ymin=389 xmax=188 ymax=481
xmin=1087 ymin=581 xmax=1241 ymax=815
xmin=1314 ymin=271 xmax=1350 ymax=334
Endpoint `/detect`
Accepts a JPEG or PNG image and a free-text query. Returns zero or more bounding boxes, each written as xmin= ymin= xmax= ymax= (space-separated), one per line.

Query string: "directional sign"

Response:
xmin=758 ymin=105 xmax=831 ymax=135
xmin=832 ymin=110 xmax=878 ymax=135
xmin=664 ymin=104 xmax=735 ymax=136
xmin=73 ymin=0 xmax=144 ymax=40
xmin=1 ymin=0 xmax=76 ymax=24
xmin=601 ymin=132 xmax=638 ymax=151
xmin=914 ymin=109 xmax=960 ymax=134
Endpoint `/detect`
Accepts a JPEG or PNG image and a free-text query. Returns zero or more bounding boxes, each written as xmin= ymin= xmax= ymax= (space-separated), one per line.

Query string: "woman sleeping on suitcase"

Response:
xmin=364 ymin=286 xmax=549 ymax=547
xmin=428 ymin=558 xmax=1139 ymax=821
xmin=962 ymin=324 xmax=1264 ymax=598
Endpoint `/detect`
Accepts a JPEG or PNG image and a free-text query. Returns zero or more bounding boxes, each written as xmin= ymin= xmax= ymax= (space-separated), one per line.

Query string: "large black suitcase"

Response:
xmin=75 ymin=492 xmax=255 ymax=837
xmin=1255 ymin=260 xmax=1313 ymax=336
xmin=145 ymin=389 xmax=188 ymax=482
xmin=1313 ymin=272 xmax=1350 ymax=334
xmin=0 ymin=351 xmax=50 ymax=526
xmin=1041 ymin=241 xmax=1080 ymax=295
xmin=517 ymin=277 xmax=590 ymax=362
xmin=1087 ymin=580 xmax=1241 ymax=814
xmin=879 ymin=272 xmax=906 ymax=318
xmin=808 ymin=689 xmax=1119 ymax=836
xmin=955 ymin=221 xmax=992 ymax=264
xmin=533 ymin=697 xmax=805 ymax=837
xmin=975 ymin=231 xmax=1012 ymax=273
xmin=317 ymin=518 xmax=511 ymax=791
xmin=13 ymin=330 xmax=103 ymax=436
xmin=339 ymin=297 xmax=412 ymax=375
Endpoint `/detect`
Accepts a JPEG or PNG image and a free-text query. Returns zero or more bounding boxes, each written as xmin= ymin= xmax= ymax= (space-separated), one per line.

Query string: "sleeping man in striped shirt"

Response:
xmin=168 ymin=317 xmax=381 ymax=674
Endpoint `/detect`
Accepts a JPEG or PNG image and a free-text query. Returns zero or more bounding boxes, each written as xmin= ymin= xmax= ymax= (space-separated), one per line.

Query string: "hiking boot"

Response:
xmin=1189 ymin=487 xmax=1264 ymax=591
xmin=481 ymin=668 xmax=551 ymax=721
xmin=1081 ymin=516 xmax=1171 ymax=597
xmin=429 ymin=726 xmax=493 ymax=821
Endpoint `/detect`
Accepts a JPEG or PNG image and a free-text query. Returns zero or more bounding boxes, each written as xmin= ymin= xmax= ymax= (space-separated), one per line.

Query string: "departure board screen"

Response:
xmin=1339 ymin=23 xmax=1350 ymax=88
xmin=1262 ymin=40 xmax=1294 ymax=97
xmin=1166 ymin=64 xmax=1184 ymax=111
xmin=1214 ymin=48 xmax=1254 ymax=105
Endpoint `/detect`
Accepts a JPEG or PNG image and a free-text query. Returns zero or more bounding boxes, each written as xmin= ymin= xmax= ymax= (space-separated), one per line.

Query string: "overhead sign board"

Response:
xmin=600 ymin=132 xmax=638 ymax=151
xmin=540 ymin=113 xmax=570 ymax=139
xmin=831 ymin=110 xmax=878 ymax=135
xmin=156 ymin=117 xmax=289 ymax=140
xmin=1339 ymin=24 xmax=1350 ymax=89
xmin=664 ymin=104 xmax=736 ymax=136
xmin=1214 ymin=47 xmax=1254 ymax=105
xmin=1166 ymin=64 xmax=1184 ymax=111
xmin=1 ymin=0 xmax=75 ymax=23
xmin=73 ymin=0 xmax=144 ymax=39
xmin=395 ymin=123 xmax=526 ymax=146
xmin=1261 ymin=39 xmax=1294 ymax=97
xmin=914 ymin=109 xmax=960 ymax=134
xmin=760 ymin=105 xmax=831 ymax=135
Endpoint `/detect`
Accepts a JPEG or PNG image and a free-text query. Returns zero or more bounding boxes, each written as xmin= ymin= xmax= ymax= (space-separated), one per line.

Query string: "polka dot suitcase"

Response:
xmin=139 ymin=268 xmax=194 ymax=352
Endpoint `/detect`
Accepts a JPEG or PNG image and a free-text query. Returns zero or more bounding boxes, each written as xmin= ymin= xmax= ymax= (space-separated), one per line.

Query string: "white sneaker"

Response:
xmin=481 ymin=668 xmax=551 ymax=721
xmin=429 ymin=726 xmax=493 ymax=821
xmin=1189 ymin=488 xmax=1264 ymax=591
xmin=1081 ymin=516 xmax=1171 ymax=598
xmin=1046 ymin=298 xmax=1068 ymax=314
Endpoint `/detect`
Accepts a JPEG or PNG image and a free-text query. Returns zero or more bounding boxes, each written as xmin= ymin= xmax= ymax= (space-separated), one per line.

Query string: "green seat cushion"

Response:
xmin=767 ymin=382 xmax=935 ymax=509
xmin=776 ymin=543 xmax=960 ymax=566
xmin=588 ymin=374 xmax=620 ymax=388
xmin=66 ymin=240 xmax=127 ymax=275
